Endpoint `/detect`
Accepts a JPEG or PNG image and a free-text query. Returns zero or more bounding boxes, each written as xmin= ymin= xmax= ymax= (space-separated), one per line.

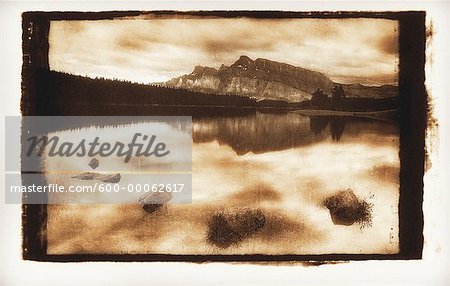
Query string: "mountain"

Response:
xmin=342 ymin=84 xmax=398 ymax=99
xmin=161 ymin=56 xmax=397 ymax=102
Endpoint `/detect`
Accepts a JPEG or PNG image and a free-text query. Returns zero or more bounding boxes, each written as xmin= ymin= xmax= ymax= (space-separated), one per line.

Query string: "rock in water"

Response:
xmin=207 ymin=208 xmax=266 ymax=248
xmin=71 ymin=172 xmax=120 ymax=183
xmin=323 ymin=189 xmax=372 ymax=227
xmin=100 ymin=173 xmax=121 ymax=183
xmin=139 ymin=191 xmax=173 ymax=213
xmin=71 ymin=172 xmax=98 ymax=180
xmin=88 ymin=158 xmax=99 ymax=169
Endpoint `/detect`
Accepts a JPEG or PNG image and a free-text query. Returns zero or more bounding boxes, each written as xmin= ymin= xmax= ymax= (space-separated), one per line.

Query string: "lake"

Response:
xmin=45 ymin=111 xmax=400 ymax=255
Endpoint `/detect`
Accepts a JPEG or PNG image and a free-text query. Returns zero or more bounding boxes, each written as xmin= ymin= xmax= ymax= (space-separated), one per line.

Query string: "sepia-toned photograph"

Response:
xmin=20 ymin=11 xmax=426 ymax=261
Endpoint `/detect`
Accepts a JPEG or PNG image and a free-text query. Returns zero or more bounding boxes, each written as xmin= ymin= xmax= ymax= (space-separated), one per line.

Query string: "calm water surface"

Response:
xmin=46 ymin=111 xmax=400 ymax=255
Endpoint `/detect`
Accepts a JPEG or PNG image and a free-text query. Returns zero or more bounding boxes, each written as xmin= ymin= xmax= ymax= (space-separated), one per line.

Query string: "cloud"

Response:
xmin=377 ymin=32 xmax=399 ymax=55
xmin=49 ymin=17 xmax=398 ymax=85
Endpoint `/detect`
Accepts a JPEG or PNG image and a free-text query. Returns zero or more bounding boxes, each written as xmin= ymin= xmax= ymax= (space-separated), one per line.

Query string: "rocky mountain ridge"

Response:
xmin=161 ymin=55 xmax=397 ymax=102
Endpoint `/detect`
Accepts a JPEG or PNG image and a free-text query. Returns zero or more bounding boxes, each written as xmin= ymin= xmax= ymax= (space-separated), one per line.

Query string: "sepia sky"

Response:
xmin=49 ymin=17 xmax=399 ymax=86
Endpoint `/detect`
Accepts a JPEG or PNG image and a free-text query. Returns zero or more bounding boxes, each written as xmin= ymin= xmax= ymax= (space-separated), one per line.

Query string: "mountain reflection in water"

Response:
xmin=193 ymin=112 xmax=398 ymax=155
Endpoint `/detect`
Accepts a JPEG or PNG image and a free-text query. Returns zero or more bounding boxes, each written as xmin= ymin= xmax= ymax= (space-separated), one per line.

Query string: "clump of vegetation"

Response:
xmin=207 ymin=208 xmax=266 ymax=248
xmin=323 ymin=189 xmax=373 ymax=228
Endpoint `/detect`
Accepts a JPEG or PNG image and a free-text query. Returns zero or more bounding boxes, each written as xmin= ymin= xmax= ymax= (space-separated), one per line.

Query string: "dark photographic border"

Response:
xmin=21 ymin=10 xmax=426 ymax=262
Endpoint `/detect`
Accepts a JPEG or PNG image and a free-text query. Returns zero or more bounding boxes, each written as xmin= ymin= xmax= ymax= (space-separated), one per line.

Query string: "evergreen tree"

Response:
xmin=332 ymin=85 xmax=345 ymax=100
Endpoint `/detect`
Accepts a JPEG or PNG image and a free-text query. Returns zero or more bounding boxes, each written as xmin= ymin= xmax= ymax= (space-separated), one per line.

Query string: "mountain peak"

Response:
xmin=232 ymin=55 xmax=253 ymax=67
xmin=191 ymin=65 xmax=217 ymax=76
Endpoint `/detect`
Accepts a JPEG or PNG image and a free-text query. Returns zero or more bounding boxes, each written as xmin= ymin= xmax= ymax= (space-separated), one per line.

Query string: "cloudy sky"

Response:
xmin=49 ymin=17 xmax=398 ymax=86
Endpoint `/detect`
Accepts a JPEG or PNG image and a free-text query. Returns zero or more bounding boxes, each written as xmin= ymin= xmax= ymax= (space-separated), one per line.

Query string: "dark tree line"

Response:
xmin=35 ymin=69 xmax=257 ymax=109
xmin=299 ymin=84 xmax=398 ymax=111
